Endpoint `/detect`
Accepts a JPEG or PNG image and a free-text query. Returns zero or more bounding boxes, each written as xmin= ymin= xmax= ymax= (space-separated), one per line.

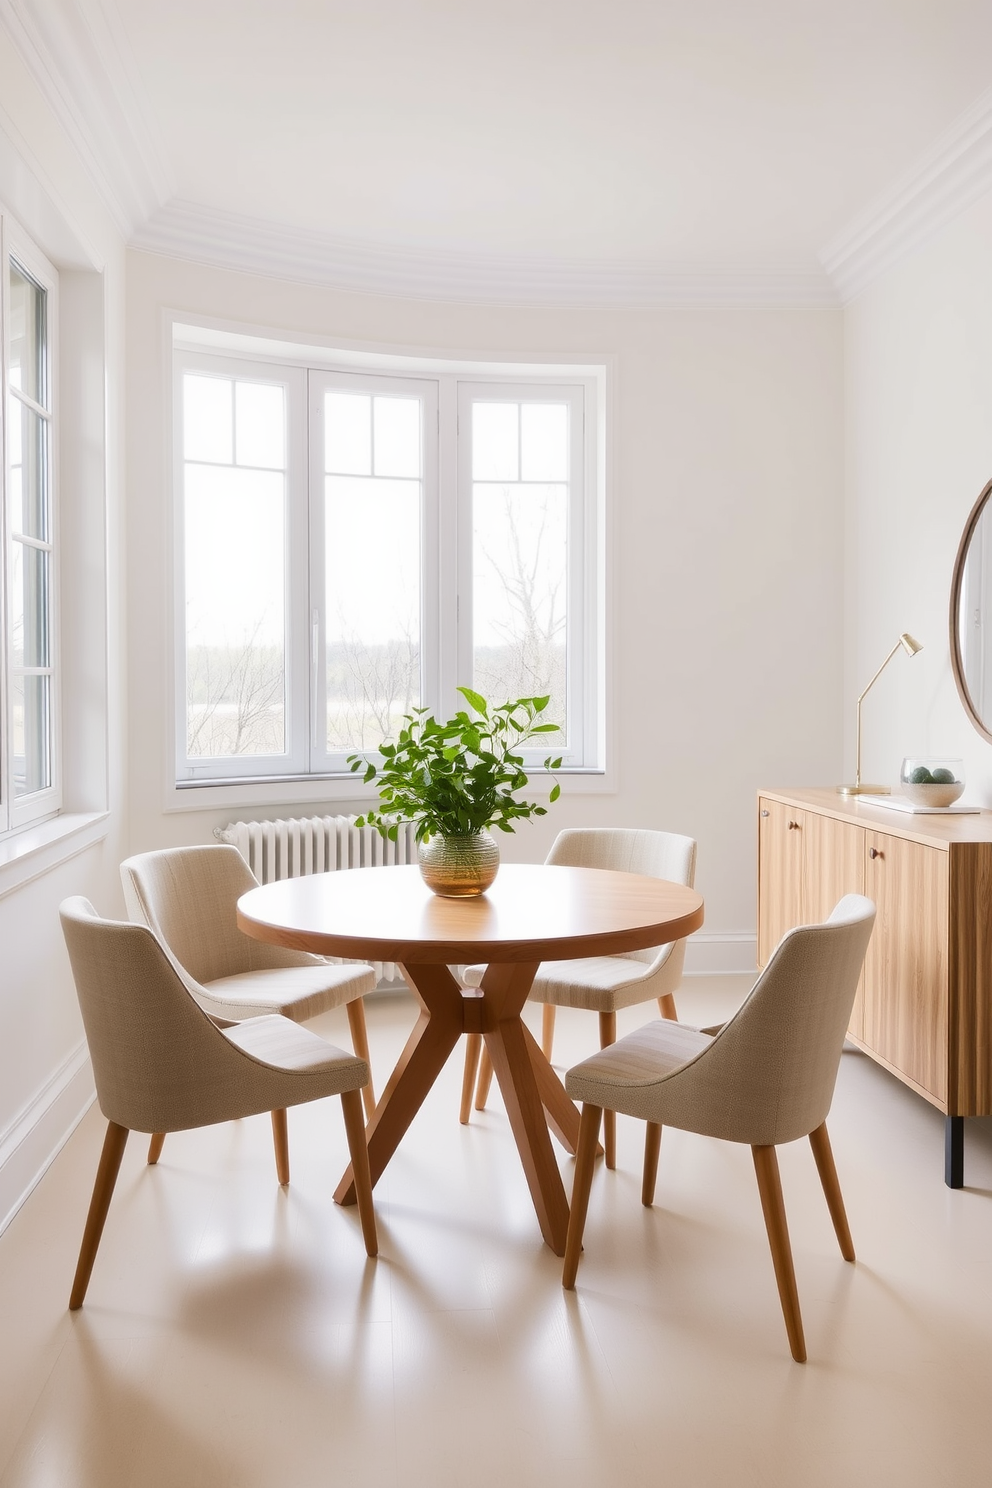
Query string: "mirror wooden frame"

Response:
xmin=949 ymin=475 xmax=992 ymax=745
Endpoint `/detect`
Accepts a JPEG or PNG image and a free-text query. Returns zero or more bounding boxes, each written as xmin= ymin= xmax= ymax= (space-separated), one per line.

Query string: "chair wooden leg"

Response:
xmin=642 ymin=1123 xmax=662 ymax=1206
xmin=598 ymin=1011 xmax=617 ymax=1169
xmin=271 ymin=1109 xmax=290 ymax=1186
xmin=658 ymin=993 xmax=678 ymax=1020
xmin=147 ymin=1133 xmax=166 ymax=1165
xmin=341 ymin=1088 xmax=378 ymax=1257
xmin=563 ymin=1104 xmax=603 ymax=1289
xmin=460 ymin=1032 xmax=482 ymax=1124
xmin=475 ymin=1045 xmax=494 ymax=1110
xmin=808 ymin=1122 xmax=855 ymax=1262
xmin=346 ymin=998 xmax=376 ymax=1121
xmin=70 ymin=1121 xmax=129 ymax=1311
xmin=752 ymin=1145 xmax=806 ymax=1363
xmin=542 ymin=1004 xmax=556 ymax=1060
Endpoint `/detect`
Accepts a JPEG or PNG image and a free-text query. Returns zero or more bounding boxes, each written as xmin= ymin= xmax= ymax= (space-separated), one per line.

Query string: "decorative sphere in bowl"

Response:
xmin=900 ymin=757 xmax=965 ymax=807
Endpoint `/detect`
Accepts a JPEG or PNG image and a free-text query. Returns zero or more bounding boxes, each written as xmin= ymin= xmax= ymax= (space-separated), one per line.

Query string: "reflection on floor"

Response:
xmin=2 ymin=975 xmax=992 ymax=1487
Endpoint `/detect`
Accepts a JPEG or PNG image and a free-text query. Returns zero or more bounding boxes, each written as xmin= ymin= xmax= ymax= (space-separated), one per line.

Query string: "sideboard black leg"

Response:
xmin=945 ymin=1116 xmax=964 ymax=1188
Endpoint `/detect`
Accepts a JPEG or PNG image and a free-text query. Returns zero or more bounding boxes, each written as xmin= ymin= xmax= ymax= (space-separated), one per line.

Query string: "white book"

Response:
xmin=857 ymin=794 xmax=980 ymax=815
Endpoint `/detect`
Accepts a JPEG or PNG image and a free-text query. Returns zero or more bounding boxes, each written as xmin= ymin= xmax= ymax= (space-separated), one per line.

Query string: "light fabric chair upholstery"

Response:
xmin=60 ymin=897 xmax=377 ymax=1310
xmin=461 ymin=827 xmax=697 ymax=1167
xmin=121 ymin=846 xmax=379 ymax=1139
xmin=562 ymin=894 xmax=876 ymax=1362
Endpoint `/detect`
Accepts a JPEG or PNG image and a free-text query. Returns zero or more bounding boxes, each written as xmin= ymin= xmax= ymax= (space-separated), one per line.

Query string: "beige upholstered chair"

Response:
xmin=461 ymin=827 xmax=697 ymax=1167
xmin=121 ymin=845 xmax=378 ymax=1167
xmin=60 ymin=897 xmax=377 ymax=1310
xmin=562 ymin=894 xmax=876 ymax=1362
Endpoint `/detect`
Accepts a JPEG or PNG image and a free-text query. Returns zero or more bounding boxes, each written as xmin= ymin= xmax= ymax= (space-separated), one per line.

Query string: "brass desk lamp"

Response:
xmin=839 ymin=632 xmax=923 ymax=796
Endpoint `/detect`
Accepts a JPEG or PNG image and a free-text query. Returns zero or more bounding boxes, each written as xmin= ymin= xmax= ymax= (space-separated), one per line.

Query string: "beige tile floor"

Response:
xmin=3 ymin=976 xmax=992 ymax=1487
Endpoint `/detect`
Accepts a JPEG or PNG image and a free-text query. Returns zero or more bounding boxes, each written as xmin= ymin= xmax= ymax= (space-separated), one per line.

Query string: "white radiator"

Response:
xmin=215 ymin=814 xmax=419 ymax=984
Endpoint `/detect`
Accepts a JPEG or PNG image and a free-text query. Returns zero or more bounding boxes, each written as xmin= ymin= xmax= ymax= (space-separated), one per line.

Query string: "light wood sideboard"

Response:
xmin=758 ymin=787 xmax=992 ymax=1187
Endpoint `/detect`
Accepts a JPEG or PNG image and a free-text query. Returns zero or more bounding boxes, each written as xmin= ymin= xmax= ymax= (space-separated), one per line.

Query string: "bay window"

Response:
xmin=174 ymin=335 xmax=603 ymax=788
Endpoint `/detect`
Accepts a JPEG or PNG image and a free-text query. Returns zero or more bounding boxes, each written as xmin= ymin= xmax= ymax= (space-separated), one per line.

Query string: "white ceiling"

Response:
xmin=6 ymin=0 xmax=992 ymax=302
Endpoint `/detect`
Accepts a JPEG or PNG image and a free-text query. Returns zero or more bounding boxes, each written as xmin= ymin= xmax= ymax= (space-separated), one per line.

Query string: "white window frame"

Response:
xmin=0 ymin=211 xmax=60 ymax=834
xmin=170 ymin=325 xmax=609 ymax=800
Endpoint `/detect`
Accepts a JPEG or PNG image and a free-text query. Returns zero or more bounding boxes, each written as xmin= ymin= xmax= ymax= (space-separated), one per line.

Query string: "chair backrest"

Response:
xmin=59 ymin=896 xmax=277 ymax=1134
xmin=547 ymin=827 xmax=697 ymax=966
xmin=660 ymin=895 xmax=876 ymax=1147
xmin=121 ymin=844 xmax=315 ymax=984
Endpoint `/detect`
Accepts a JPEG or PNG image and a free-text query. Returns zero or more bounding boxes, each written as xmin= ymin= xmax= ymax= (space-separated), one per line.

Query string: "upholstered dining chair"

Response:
xmin=60 ymin=897 xmax=377 ymax=1310
xmin=561 ymin=894 xmax=876 ymax=1362
xmin=121 ymin=845 xmax=378 ymax=1166
xmin=461 ymin=827 xmax=697 ymax=1168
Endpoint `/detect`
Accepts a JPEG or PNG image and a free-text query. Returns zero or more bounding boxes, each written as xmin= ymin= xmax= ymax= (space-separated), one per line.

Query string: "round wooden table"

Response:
xmin=238 ymin=863 xmax=704 ymax=1255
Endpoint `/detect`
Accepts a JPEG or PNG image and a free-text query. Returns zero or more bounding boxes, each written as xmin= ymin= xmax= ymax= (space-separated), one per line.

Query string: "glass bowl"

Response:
xmin=900 ymin=757 xmax=965 ymax=807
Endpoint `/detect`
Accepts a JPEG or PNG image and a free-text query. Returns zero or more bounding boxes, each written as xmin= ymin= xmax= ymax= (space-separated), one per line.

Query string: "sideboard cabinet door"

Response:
xmin=863 ymin=831 xmax=948 ymax=1104
xmin=757 ymin=798 xmax=804 ymax=966
xmin=802 ymin=812 xmax=866 ymax=1038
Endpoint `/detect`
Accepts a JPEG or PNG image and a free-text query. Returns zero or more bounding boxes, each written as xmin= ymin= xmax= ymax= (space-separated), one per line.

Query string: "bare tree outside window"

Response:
xmin=186 ymin=621 xmax=285 ymax=757
xmin=473 ymin=484 xmax=566 ymax=731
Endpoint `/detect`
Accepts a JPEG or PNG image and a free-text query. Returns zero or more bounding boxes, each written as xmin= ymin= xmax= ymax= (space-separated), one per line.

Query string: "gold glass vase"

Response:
xmin=418 ymin=829 xmax=500 ymax=897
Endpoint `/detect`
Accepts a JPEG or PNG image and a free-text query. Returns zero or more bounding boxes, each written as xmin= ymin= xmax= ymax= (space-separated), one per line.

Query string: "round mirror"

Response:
xmin=950 ymin=476 xmax=992 ymax=743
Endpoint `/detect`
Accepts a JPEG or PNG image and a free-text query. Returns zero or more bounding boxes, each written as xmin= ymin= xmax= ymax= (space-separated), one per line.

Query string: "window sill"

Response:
xmin=0 ymin=812 xmax=110 ymax=900
xmin=165 ymin=768 xmax=614 ymax=814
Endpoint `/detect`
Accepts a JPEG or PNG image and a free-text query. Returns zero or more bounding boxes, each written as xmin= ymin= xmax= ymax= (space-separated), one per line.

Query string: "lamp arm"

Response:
xmin=856 ymin=640 xmax=903 ymax=707
xmin=853 ymin=640 xmax=903 ymax=788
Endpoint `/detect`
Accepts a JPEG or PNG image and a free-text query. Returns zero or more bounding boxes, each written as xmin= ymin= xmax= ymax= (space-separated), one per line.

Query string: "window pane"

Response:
xmin=325 ymin=475 xmax=421 ymax=752
xmin=521 ymin=404 xmax=568 ymax=481
xmin=184 ymin=465 xmax=286 ymax=757
xmin=184 ymin=374 xmax=233 ymax=464
xmin=235 ymin=382 xmax=285 ymax=469
xmin=473 ymin=403 xmax=518 ymax=480
xmin=11 ymin=674 xmax=51 ymax=796
xmin=326 ymin=392 xmax=371 ymax=475
xmin=9 ymin=262 xmax=45 ymax=406
xmin=373 ymin=396 xmax=420 ymax=478
xmin=7 ymin=394 xmax=48 ymax=539
xmin=473 ymin=482 xmax=567 ymax=733
xmin=11 ymin=541 xmax=49 ymax=669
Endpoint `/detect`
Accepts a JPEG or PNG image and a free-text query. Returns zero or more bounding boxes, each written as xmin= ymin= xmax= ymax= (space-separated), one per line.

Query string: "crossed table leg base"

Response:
xmin=333 ymin=960 xmax=582 ymax=1255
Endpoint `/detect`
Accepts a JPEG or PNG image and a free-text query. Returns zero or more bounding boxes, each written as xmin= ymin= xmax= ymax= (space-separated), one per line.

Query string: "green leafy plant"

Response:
xmin=349 ymin=688 xmax=562 ymax=842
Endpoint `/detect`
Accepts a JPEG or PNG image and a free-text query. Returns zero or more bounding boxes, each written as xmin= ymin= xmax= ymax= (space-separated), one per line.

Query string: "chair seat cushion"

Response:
xmin=462 ymin=956 xmax=669 ymax=1012
xmin=223 ymin=1015 xmax=368 ymax=1092
xmin=201 ymin=962 xmax=376 ymax=1023
xmin=566 ymin=1019 xmax=713 ymax=1109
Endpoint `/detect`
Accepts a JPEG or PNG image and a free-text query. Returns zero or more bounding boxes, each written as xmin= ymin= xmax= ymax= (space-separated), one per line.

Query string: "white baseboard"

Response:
xmin=0 ymin=1042 xmax=95 ymax=1238
xmin=683 ymin=932 xmax=757 ymax=977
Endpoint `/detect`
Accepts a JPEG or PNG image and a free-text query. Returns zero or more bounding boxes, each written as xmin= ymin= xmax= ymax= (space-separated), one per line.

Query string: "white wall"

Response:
xmin=127 ymin=251 xmax=845 ymax=967
xmin=844 ymin=191 xmax=992 ymax=797
xmin=0 ymin=35 xmax=127 ymax=1231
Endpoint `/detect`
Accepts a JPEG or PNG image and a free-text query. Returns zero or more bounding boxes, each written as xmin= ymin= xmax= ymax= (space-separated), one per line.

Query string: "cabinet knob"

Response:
xmin=869 ymin=846 xmax=883 ymax=860
xmin=787 ymin=820 xmax=800 ymax=830
xmin=760 ymin=809 xmax=769 ymax=818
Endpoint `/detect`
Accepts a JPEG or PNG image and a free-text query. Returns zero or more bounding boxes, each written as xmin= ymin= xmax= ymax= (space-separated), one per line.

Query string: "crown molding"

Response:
xmin=133 ymin=199 xmax=840 ymax=309
xmin=820 ymin=88 xmax=992 ymax=303
xmin=0 ymin=0 xmax=172 ymax=238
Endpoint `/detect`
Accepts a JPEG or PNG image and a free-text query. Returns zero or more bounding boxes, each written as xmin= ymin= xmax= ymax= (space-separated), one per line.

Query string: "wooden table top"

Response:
xmin=237 ymin=863 xmax=705 ymax=964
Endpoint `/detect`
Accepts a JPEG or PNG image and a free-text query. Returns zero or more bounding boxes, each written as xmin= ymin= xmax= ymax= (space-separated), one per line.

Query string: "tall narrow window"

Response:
xmin=323 ymin=388 xmax=423 ymax=753
xmin=471 ymin=400 xmax=569 ymax=734
xmin=2 ymin=228 xmax=59 ymax=832
xmin=177 ymin=358 xmax=306 ymax=780
xmin=459 ymin=382 xmax=587 ymax=766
